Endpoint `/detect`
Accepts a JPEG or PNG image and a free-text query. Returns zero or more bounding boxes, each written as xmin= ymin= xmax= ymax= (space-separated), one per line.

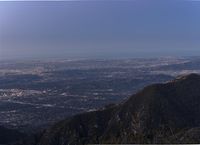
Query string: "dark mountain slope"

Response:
xmin=36 ymin=74 xmax=200 ymax=144
xmin=0 ymin=126 xmax=26 ymax=145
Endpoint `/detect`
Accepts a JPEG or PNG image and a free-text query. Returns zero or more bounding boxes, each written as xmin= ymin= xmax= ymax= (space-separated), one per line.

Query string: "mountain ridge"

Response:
xmin=31 ymin=73 xmax=200 ymax=145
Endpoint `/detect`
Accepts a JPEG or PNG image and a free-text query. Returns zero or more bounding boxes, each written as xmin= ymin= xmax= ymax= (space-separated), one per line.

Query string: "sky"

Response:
xmin=0 ymin=0 xmax=200 ymax=60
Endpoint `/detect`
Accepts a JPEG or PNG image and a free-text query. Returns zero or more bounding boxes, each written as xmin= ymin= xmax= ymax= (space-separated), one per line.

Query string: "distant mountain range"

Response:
xmin=3 ymin=73 xmax=200 ymax=145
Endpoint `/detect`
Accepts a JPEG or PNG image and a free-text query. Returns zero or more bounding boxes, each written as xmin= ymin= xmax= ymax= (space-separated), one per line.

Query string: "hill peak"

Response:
xmin=176 ymin=73 xmax=200 ymax=80
xmin=168 ymin=73 xmax=200 ymax=83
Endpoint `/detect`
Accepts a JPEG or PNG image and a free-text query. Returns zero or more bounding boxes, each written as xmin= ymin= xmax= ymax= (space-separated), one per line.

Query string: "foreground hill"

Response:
xmin=31 ymin=74 xmax=200 ymax=144
xmin=0 ymin=126 xmax=26 ymax=145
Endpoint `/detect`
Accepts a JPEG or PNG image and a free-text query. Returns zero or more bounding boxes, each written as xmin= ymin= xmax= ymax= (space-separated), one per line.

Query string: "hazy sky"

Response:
xmin=0 ymin=0 xmax=200 ymax=60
